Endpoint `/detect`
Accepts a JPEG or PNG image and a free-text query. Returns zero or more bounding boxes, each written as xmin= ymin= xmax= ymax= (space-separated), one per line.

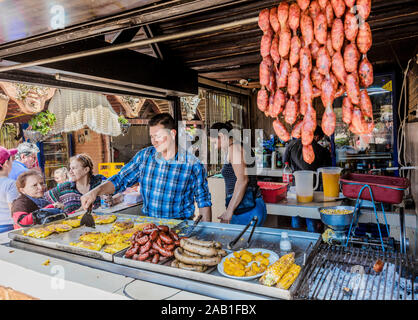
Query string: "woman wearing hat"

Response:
xmin=0 ymin=147 xmax=19 ymax=233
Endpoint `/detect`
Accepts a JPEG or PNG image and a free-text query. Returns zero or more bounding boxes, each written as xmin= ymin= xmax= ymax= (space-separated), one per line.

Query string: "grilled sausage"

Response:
xmin=169 ymin=230 xmax=179 ymax=241
xmin=137 ymin=252 xmax=150 ymax=261
xmin=346 ymin=73 xmax=360 ymax=105
xmin=331 ymin=18 xmax=344 ymax=52
xmin=322 ymin=106 xmax=337 ymax=136
xmin=258 ymin=8 xmax=271 ymax=33
xmin=279 ymin=26 xmax=292 ymax=58
xmin=139 ymin=240 xmax=152 ymax=254
xmin=125 ymin=245 xmax=139 ymax=258
xmin=297 ymin=0 xmax=310 ymax=11
xmin=331 ymin=50 xmax=347 ymax=84
xmin=270 ymin=7 xmax=280 ymax=34
xmin=270 ymin=35 xmax=281 ymax=64
xmin=284 ymin=98 xmax=299 ymax=125
xmin=291 ymin=120 xmax=304 ymax=139
xmin=142 ymin=228 xmax=158 ymax=234
xmin=180 ymin=238 xmax=219 ymax=257
xmin=178 ymin=262 xmax=208 ymax=272
xmin=289 ymin=35 xmax=301 ymax=66
xmin=342 ymin=96 xmax=353 ymax=124
xmin=260 ymin=28 xmax=274 ymax=57
xmin=314 ymin=12 xmax=328 ymax=45
xmin=359 ymin=55 xmax=373 ymax=88
xmin=303 ymin=144 xmax=315 ymax=164
xmin=344 ymin=11 xmax=358 ymax=42
xmin=325 ymin=2 xmax=335 ymax=28
xmin=277 ymin=59 xmax=290 ymax=88
xmin=273 ymin=118 xmax=290 ymax=142
xmin=257 ymin=89 xmax=269 ymax=112
xmin=288 ymin=3 xmax=301 ymax=35
xmin=331 ymin=0 xmax=345 ymax=18
xmin=309 ymin=1 xmax=321 ymax=20
xmin=357 ymin=22 xmax=372 ymax=54
xmin=300 ymin=13 xmax=314 ymax=46
xmin=165 ymin=244 xmax=176 ymax=251
xmin=174 ymin=247 xmax=221 ymax=266
xmin=149 ymin=230 xmax=158 ymax=241
xmin=160 ymin=232 xmax=173 ymax=244
xmin=157 ymin=225 xmax=169 ymax=233
xmin=151 ymin=253 xmax=160 ymax=264
xmin=137 ymin=235 xmax=149 ymax=245
xmin=288 ymin=67 xmax=300 ymax=96
xmin=152 ymin=242 xmax=174 ymax=257
xmin=344 ymin=43 xmax=360 ymax=73
xmin=360 ymin=89 xmax=373 ymax=118
xmin=277 ymin=1 xmax=289 ymax=29
xmin=357 ymin=0 xmax=371 ymax=20
xmin=184 ymin=237 xmax=220 ymax=248
xmin=299 ymin=47 xmax=312 ymax=76
xmin=317 ymin=46 xmax=331 ymax=76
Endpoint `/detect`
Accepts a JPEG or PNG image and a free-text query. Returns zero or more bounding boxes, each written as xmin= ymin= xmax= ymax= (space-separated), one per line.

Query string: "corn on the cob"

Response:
xmin=276 ymin=263 xmax=301 ymax=290
xmin=259 ymin=252 xmax=295 ymax=287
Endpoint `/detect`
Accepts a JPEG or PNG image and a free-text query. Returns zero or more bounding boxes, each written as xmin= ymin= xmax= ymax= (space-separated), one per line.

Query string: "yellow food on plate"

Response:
xmin=52 ymin=224 xmax=72 ymax=233
xmin=103 ymin=242 xmax=130 ymax=254
xmin=112 ymin=221 xmax=134 ymax=231
xmin=25 ymin=228 xmax=53 ymax=239
xmin=62 ymin=219 xmax=81 ymax=228
xmin=94 ymin=214 xmax=117 ymax=224
xmin=223 ymin=249 xmax=271 ymax=277
xmin=70 ymin=241 xmax=103 ymax=251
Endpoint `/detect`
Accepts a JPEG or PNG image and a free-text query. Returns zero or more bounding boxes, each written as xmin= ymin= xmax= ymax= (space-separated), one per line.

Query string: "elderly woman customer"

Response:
xmin=0 ymin=147 xmax=19 ymax=233
xmin=44 ymin=154 xmax=105 ymax=214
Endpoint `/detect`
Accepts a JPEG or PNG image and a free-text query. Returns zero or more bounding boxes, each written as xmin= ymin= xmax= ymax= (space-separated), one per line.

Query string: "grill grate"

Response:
xmin=295 ymin=243 xmax=417 ymax=300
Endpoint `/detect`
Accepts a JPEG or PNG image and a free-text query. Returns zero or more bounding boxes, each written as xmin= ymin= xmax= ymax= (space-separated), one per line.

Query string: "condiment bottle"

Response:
xmin=280 ymin=232 xmax=292 ymax=251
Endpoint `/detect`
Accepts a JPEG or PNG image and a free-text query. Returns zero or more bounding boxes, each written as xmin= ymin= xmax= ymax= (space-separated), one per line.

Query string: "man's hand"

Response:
xmin=80 ymin=190 xmax=99 ymax=211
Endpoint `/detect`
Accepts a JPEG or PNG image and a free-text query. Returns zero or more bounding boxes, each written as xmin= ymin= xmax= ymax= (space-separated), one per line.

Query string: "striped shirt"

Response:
xmin=44 ymin=174 xmax=105 ymax=214
xmin=108 ymin=146 xmax=212 ymax=219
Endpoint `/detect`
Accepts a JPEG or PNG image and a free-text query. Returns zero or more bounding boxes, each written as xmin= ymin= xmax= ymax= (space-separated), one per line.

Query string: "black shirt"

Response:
xmin=283 ymin=139 xmax=332 ymax=172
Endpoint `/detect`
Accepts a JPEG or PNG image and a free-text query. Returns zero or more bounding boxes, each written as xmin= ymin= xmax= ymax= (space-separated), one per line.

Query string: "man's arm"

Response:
xmin=198 ymin=206 xmax=212 ymax=222
xmin=193 ymin=162 xmax=212 ymax=222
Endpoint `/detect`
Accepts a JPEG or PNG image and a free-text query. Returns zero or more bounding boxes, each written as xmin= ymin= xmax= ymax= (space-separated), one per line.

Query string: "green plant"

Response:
xmin=28 ymin=111 xmax=56 ymax=135
xmin=118 ymin=115 xmax=129 ymax=125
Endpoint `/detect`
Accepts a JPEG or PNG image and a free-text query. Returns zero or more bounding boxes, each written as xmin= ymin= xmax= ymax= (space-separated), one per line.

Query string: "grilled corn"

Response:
xmin=276 ymin=264 xmax=301 ymax=290
xmin=259 ymin=252 xmax=295 ymax=287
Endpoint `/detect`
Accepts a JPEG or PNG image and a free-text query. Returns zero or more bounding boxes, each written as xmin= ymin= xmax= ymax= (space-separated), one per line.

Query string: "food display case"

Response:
xmin=332 ymin=73 xmax=397 ymax=174
xmin=39 ymin=133 xmax=72 ymax=188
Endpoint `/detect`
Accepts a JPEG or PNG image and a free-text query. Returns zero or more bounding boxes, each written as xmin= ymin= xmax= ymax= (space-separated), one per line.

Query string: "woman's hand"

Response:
xmin=53 ymin=202 xmax=64 ymax=209
xmin=218 ymin=210 xmax=233 ymax=224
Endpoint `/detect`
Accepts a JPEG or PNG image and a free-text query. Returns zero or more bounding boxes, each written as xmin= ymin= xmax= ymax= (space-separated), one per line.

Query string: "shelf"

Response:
xmin=44 ymin=152 xmax=67 ymax=156
xmin=45 ymin=165 xmax=66 ymax=168
xmin=43 ymin=141 xmax=64 ymax=144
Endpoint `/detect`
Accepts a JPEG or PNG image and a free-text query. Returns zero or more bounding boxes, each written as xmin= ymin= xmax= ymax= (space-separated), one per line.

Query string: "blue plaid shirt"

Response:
xmin=108 ymin=147 xmax=212 ymax=219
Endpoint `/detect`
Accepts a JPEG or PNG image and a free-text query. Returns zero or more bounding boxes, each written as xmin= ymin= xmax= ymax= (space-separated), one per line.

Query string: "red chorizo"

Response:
xmin=151 ymin=253 xmax=160 ymax=264
xmin=257 ymin=89 xmax=269 ymax=112
xmin=260 ymin=28 xmax=274 ymax=57
xmin=309 ymin=1 xmax=321 ymax=20
xmin=344 ymin=43 xmax=360 ymax=73
xmin=139 ymin=240 xmax=152 ymax=254
xmin=279 ymin=26 xmax=292 ymax=58
xmin=335 ymin=85 xmax=345 ymax=98
xmin=277 ymin=59 xmax=290 ymax=88
xmin=344 ymin=12 xmax=358 ymax=42
xmin=300 ymin=13 xmax=314 ymax=46
xmin=357 ymin=22 xmax=372 ymax=54
xmin=311 ymin=40 xmax=321 ymax=61
xmin=288 ymin=67 xmax=300 ymax=96
xmin=157 ymin=225 xmax=169 ymax=233
xmin=258 ymin=8 xmax=271 ymax=33
xmin=284 ymin=98 xmax=299 ymax=125
xmin=259 ymin=60 xmax=270 ymax=87
xmin=297 ymin=0 xmax=310 ymax=11
xmin=143 ymin=223 xmax=157 ymax=230
xmin=142 ymin=228 xmax=158 ymax=234
xmin=319 ymin=0 xmax=328 ymax=9
xmin=149 ymin=230 xmax=158 ymax=241
xmin=359 ymin=55 xmax=373 ymax=88
xmin=277 ymin=2 xmax=289 ymax=29
xmin=160 ymin=232 xmax=173 ymax=245
xmin=331 ymin=0 xmax=346 ymax=18
xmin=360 ymin=89 xmax=373 ymax=118
xmin=346 ymin=73 xmax=360 ymax=105
xmin=156 ymin=237 xmax=163 ymax=247
xmin=125 ymin=245 xmax=139 ymax=258
xmin=270 ymin=7 xmax=280 ymax=34
xmin=137 ymin=252 xmax=150 ymax=261
xmin=137 ymin=235 xmax=149 ymax=245
xmin=300 ymin=74 xmax=314 ymax=107
xmin=270 ymin=36 xmax=281 ymax=64
xmin=325 ymin=2 xmax=335 ymax=28
xmin=322 ymin=106 xmax=336 ymax=136
xmin=350 ymin=107 xmax=364 ymax=134
xmin=271 ymin=89 xmax=286 ymax=117
xmin=289 ymin=35 xmax=301 ymax=66
xmin=314 ymin=12 xmax=328 ymax=45
xmin=288 ymin=3 xmax=301 ymax=35
xmin=302 ymin=144 xmax=315 ymax=164
xmin=342 ymin=96 xmax=353 ymax=124
xmin=302 ymin=107 xmax=316 ymax=146
xmin=344 ymin=0 xmax=355 ymax=7
xmin=299 ymin=47 xmax=312 ymax=76
xmin=153 ymin=242 xmax=174 ymax=257
xmin=165 ymin=244 xmax=176 ymax=251
xmin=267 ymin=71 xmax=277 ymax=93
xmin=311 ymin=66 xmax=324 ymax=89
xmin=331 ymin=18 xmax=344 ymax=52
xmin=357 ymin=0 xmax=371 ymax=21
xmin=321 ymin=75 xmax=336 ymax=108
xmin=317 ymin=46 xmax=331 ymax=76
xmin=273 ymin=119 xmax=290 ymax=142
xmin=330 ymin=72 xmax=339 ymax=91
xmin=291 ymin=120 xmax=304 ymax=139
xmin=331 ymin=50 xmax=347 ymax=84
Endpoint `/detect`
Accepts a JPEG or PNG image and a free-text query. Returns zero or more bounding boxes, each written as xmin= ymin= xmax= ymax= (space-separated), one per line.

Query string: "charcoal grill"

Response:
xmin=294 ymin=242 xmax=417 ymax=300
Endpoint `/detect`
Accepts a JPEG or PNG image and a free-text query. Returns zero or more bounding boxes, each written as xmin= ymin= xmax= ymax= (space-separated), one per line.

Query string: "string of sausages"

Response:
xmin=257 ymin=0 xmax=373 ymax=164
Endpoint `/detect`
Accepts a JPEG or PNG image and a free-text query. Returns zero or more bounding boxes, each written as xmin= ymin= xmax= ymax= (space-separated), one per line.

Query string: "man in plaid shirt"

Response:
xmin=81 ymin=113 xmax=212 ymax=221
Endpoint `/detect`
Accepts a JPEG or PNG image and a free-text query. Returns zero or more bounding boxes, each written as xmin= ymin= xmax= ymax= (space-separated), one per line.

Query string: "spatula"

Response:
xmin=80 ymin=203 xmax=95 ymax=228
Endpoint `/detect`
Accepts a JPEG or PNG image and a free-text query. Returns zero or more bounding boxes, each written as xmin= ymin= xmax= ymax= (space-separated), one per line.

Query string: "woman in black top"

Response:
xmin=209 ymin=121 xmax=266 ymax=226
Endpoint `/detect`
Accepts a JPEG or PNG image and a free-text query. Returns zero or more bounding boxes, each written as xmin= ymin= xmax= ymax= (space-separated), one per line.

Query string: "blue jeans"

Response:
xmin=0 ymin=224 xmax=14 ymax=233
xmin=230 ymin=197 xmax=267 ymax=227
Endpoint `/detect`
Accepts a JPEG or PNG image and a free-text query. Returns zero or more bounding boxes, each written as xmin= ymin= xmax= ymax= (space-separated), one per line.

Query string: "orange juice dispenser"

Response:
xmin=317 ymin=167 xmax=343 ymax=198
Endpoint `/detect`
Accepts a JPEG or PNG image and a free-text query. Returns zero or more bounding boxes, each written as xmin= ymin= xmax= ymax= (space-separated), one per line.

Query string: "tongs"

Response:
xmin=228 ymin=216 xmax=258 ymax=250
xmin=80 ymin=203 xmax=95 ymax=228
xmin=182 ymin=214 xmax=203 ymax=237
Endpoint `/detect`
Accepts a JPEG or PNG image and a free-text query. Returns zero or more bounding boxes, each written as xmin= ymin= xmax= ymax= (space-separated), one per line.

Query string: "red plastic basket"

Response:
xmin=257 ymin=182 xmax=288 ymax=203
xmin=340 ymin=173 xmax=410 ymax=204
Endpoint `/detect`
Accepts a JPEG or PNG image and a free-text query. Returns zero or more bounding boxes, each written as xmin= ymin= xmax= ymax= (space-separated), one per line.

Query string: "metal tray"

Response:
xmin=113 ymin=222 xmax=319 ymax=299
xmin=7 ymin=213 xmax=183 ymax=262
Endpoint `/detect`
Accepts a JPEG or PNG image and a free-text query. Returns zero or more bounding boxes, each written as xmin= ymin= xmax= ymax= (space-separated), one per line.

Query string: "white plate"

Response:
xmin=217 ymin=248 xmax=279 ymax=281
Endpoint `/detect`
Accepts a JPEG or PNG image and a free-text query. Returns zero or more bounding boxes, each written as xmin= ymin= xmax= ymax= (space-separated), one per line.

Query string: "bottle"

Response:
xmin=283 ymin=162 xmax=293 ymax=188
xmin=280 ymin=232 xmax=292 ymax=251
xmin=271 ymin=151 xmax=277 ymax=169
